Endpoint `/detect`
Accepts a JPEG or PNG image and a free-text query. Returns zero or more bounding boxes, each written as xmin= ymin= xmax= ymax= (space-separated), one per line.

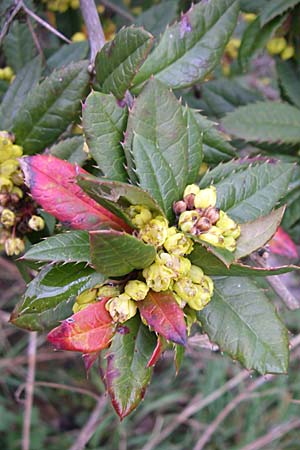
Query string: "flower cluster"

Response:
xmin=42 ymin=0 xmax=79 ymax=13
xmin=0 ymin=132 xmax=45 ymax=255
xmin=175 ymin=184 xmax=240 ymax=252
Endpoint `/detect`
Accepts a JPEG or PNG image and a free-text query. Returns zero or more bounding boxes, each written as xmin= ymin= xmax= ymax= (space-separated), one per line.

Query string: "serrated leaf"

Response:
xmin=190 ymin=243 xmax=299 ymax=276
xmin=20 ymin=155 xmax=129 ymax=231
xmin=260 ymin=0 xmax=300 ymax=26
xmin=212 ymin=162 xmax=294 ymax=223
xmin=222 ymin=102 xmax=300 ymax=144
xmin=46 ymin=42 xmax=89 ymax=71
xmin=132 ymin=0 xmax=239 ymax=90
xmin=198 ymin=277 xmax=289 ymax=373
xmin=77 ymin=173 xmax=164 ymax=227
xmin=276 ymin=59 xmax=300 ymax=109
xmin=183 ymin=106 xmax=203 ymax=184
xmin=138 ymin=290 xmax=187 ymax=346
xmin=95 ymin=26 xmax=153 ymax=99
xmin=49 ymin=135 xmax=87 ymax=166
xmin=124 ymin=78 xmax=188 ymax=220
xmin=3 ymin=21 xmax=36 ymax=72
xmin=90 ymin=230 xmax=156 ymax=277
xmin=48 ymin=298 xmax=114 ymax=352
xmin=136 ymin=0 xmax=179 ymax=37
xmin=0 ymin=57 xmax=42 ymax=131
xmin=82 ymin=92 xmax=128 ymax=181
xmin=199 ymin=158 xmax=254 ymax=188
xmin=13 ymin=61 xmax=90 ymax=152
xmin=11 ymin=263 xmax=105 ymax=331
xmin=106 ymin=316 xmax=156 ymax=419
xmin=235 ymin=207 xmax=285 ymax=259
xmin=24 ymin=231 xmax=90 ymax=263
xmin=239 ymin=16 xmax=284 ymax=70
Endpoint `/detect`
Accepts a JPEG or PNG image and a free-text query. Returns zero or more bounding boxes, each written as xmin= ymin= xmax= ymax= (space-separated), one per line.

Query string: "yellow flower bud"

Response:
xmin=199 ymin=226 xmax=224 ymax=247
xmin=143 ymin=262 xmax=174 ymax=292
xmin=2 ymin=67 xmax=14 ymax=82
xmin=183 ymin=275 xmax=213 ymax=311
xmin=157 ymin=252 xmax=191 ymax=278
xmin=28 ymin=215 xmax=45 ymax=231
xmin=178 ymin=210 xmax=201 ymax=233
xmin=243 ymin=13 xmax=257 ymax=22
xmin=223 ymin=235 xmax=237 ymax=252
xmin=189 ymin=265 xmax=204 ymax=284
xmin=164 ymin=230 xmax=194 ymax=256
xmin=11 ymin=145 xmax=23 ymax=158
xmin=174 ymin=277 xmax=201 ymax=303
xmin=266 ymin=37 xmax=287 ymax=55
xmin=225 ymin=38 xmax=241 ymax=59
xmin=124 ymin=280 xmax=149 ymax=301
xmin=5 ymin=237 xmax=25 ymax=256
xmin=281 ymin=45 xmax=295 ymax=60
xmin=183 ymin=184 xmax=200 ymax=197
xmin=216 ymin=211 xmax=239 ymax=237
xmin=0 ymin=175 xmax=12 ymax=192
xmin=70 ymin=0 xmax=79 ymax=8
xmin=0 ymin=159 xmax=19 ymax=177
xmin=1 ymin=208 xmax=16 ymax=227
xmin=97 ymin=285 xmax=121 ymax=298
xmin=11 ymin=170 xmax=24 ymax=186
xmin=11 ymin=186 xmax=23 ymax=199
xmin=106 ymin=294 xmax=137 ymax=323
xmin=139 ymin=215 xmax=168 ymax=247
xmin=71 ymin=32 xmax=86 ymax=42
xmin=173 ymin=292 xmax=186 ymax=308
xmin=127 ymin=205 xmax=152 ymax=228
xmin=194 ymin=186 xmax=217 ymax=209
xmin=72 ymin=288 xmax=97 ymax=313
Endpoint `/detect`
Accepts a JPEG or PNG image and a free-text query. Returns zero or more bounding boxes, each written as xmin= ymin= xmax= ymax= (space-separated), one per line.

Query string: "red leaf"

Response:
xmin=268 ymin=227 xmax=298 ymax=259
xmin=146 ymin=335 xmax=165 ymax=368
xmin=20 ymin=155 xmax=130 ymax=231
xmin=82 ymin=352 xmax=100 ymax=374
xmin=47 ymin=299 xmax=115 ymax=353
xmin=138 ymin=291 xmax=187 ymax=346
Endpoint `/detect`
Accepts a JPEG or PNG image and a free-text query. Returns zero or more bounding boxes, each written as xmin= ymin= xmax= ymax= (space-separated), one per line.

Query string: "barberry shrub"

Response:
xmin=1 ymin=0 xmax=300 ymax=418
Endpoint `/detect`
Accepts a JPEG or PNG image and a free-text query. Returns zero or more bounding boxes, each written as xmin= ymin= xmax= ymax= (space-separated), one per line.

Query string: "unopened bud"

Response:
xmin=73 ymin=288 xmax=97 ymax=313
xmin=1 ymin=208 xmax=16 ymax=227
xmin=127 ymin=205 xmax=152 ymax=228
xmin=183 ymin=184 xmax=200 ymax=197
xmin=28 ymin=215 xmax=45 ymax=231
xmin=5 ymin=237 xmax=25 ymax=256
xmin=184 ymin=194 xmax=195 ymax=210
xmin=11 ymin=170 xmax=24 ymax=186
xmin=97 ymin=285 xmax=121 ymax=298
xmin=189 ymin=265 xmax=204 ymax=284
xmin=0 ymin=159 xmax=19 ymax=177
xmin=194 ymin=186 xmax=217 ymax=209
xmin=200 ymin=226 xmax=224 ymax=247
xmin=139 ymin=215 xmax=168 ymax=247
xmin=173 ymin=200 xmax=186 ymax=215
xmin=143 ymin=262 xmax=174 ymax=292
xmin=0 ymin=175 xmax=13 ymax=192
xmin=178 ymin=210 xmax=201 ymax=233
xmin=203 ymin=206 xmax=220 ymax=224
xmin=11 ymin=186 xmax=23 ymax=200
xmin=106 ymin=293 xmax=137 ymax=323
xmin=216 ymin=211 xmax=240 ymax=239
xmin=196 ymin=217 xmax=211 ymax=232
xmin=124 ymin=280 xmax=149 ymax=301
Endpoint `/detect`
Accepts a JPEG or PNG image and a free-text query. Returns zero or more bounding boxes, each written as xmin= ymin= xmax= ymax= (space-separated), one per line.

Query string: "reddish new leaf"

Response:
xmin=146 ymin=335 xmax=166 ymax=368
xmin=138 ymin=290 xmax=187 ymax=346
xmin=20 ymin=155 xmax=130 ymax=231
xmin=82 ymin=352 xmax=100 ymax=373
xmin=47 ymin=299 xmax=115 ymax=353
xmin=268 ymin=227 xmax=298 ymax=259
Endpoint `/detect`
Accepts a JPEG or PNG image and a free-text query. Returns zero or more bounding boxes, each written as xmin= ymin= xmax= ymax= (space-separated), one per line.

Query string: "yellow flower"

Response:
xmin=124 ymin=280 xmax=149 ymax=301
xmin=139 ymin=215 xmax=168 ymax=247
xmin=143 ymin=262 xmax=174 ymax=292
xmin=106 ymin=294 xmax=137 ymax=323
xmin=1 ymin=208 xmax=15 ymax=227
xmin=164 ymin=229 xmax=194 ymax=256
xmin=281 ymin=45 xmax=295 ymax=60
xmin=4 ymin=237 xmax=25 ymax=256
xmin=266 ymin=37 xmax=287 ymax=55
xmin=183 ymin=184 xmax=200 ymax=197
xmin=127 ymin=205 xmax=152 ymax=228
xmin=194 ymin=186 xmax=217 ymax=209
xmin=28 ymin=215 xmax=45 ymax=231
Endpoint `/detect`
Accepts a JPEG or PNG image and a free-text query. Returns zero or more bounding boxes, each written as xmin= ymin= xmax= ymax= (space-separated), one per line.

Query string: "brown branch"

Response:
xmin=16 ymin=381 xmax=100 ymax=403
xmin=22 ymin=332 xmax=37 ymax=450
xmin=80 ymin=0 xmax=105 ymax=65
xmin=100 ymin=0 xmax=134 ymax=22
xmin=26 ymin=16 xmax=45 ymax=63
xmin=0 ymin=1 xmax=23 ymax=45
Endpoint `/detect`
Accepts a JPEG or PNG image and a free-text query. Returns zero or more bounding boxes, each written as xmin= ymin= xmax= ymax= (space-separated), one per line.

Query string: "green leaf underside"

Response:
xmin=198 ymin=277 xmax=289 ymax=374
xmin=260 ymin=0 xmax=300 ymax=26
xmin=49 ymin=135 xmax=87 ymax=166
xmin=11 ymin=263 xmax=105 ymax=331
xmin=184 ymin=106 xmax=203 ymax=184
xmin=222 ymin=102 xmax=300 ymax=144
xmin=132 ymin=0 xmax=239 ymax=90
xmin=95 ymin=26 xmax=153 ymax=99
xmin=235 ymin=207 xmax=285 ymax=259
xmin=3 ymin=21 xmax=36 ymax=72
xmin=82 ymin=91 xmax=128 ymax=181
xmin=106 ymin=315 xmax=156 ymax=419
xmin=77 ymin=173 xmax=164 ymax=226
xmin=24 ymin=231 xmax=90 ymax=263
xmin=0 ymin=57 xmax=42 ymax=131
xmin=13 ymin=61 xmax=90 ymax=152
xmin=209 ymin=162 xmax=294 ymax=223
xmin=276 ymin=59 xmax=300 ymax=109
xmin=124 ymin=78 xmax=188 ymax=220
xmin=90 ymin=230 xmax=156 ymax=277
xmin=190 ymin=243 xmax=299 ymax=276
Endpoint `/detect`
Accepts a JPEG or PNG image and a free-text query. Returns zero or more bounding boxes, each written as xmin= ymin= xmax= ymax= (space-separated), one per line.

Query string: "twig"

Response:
xmin=0 ymin=351 xmax=76 ymax=369
xmin=68 ymin=395 xmax=107 ymax=450
xmin=80 ymin=0 xmax=105 ymax=65
xmin=239 ymin=418 xmax=300 ymax=450
xmin=0 ymin=1 xmax=23 ymax=45
xmin=16 ymin=381 xmax=100 ymax=402
xmin=22 ymin=332 xmax=37 ymax=450
xmin=26 ymin=16 xmax=45 ymax=63
xmin=100 ymin=0 xmax=134 ymax=22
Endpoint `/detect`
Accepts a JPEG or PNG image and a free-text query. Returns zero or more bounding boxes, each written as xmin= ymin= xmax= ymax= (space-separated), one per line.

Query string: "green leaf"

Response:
xmin=0 ymin=80 xmax=9 ymax=101
xmin=82 ymin=92 xmax=128 ymax=181
xmin=260 ymin=0 xmax=300 ymax=26
xmin=235 ymin=207 xmax=285 ymax=259
xmin=199 ymin=158 xmax=251 ymax=188
xmin=23 ymin=231 xmax=90 ymax=263
xmin=183 ymin=106 xmax=203 ymax=184
xmin=0 ymin=57 xmax=42 ymax=131
xmin=90 ymin=230 xmax=156 ymax=277
xmin=3 ymin=21 xmax=36 ymax=72
xmin=46 ymin=42 xmax=89 ymax=71
xmin=136 ymin=0 xmax=179 ymax=37
xmin=77 ymin=173 xmax=164 ymax=227
xmin=198 ymin=277 xmax=289 ymax=373
xmin=49 ymin=135 xmax=87 ymax=166
xmin=124 ymin=78 xmax=188 ymax=220
xmin=132 ymin=0 xmax=239 ymax=90
xmin=213 ymin=162 xmax=294 ymax=223
xmin=276 ymin=59 xmax=300 ymax=109
xmin=13 ymin=61 xmax=90 ymax=152
xmin=222 ymin=102 xmax=300 ymax=144
xmin=190 ymin=243 xmax=299 ymax=276
xmin=11 ymin=263 xmax=105 ymax=331
xmin=106 ymin=315 xmax=156 ymax=419
xmin=239 ymin=16 xmax=285 ymax=70
xmin=95 ymin=26 xmax=153 ymax=99
xmin=189 ymin=235 xmax=235 ymax=267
